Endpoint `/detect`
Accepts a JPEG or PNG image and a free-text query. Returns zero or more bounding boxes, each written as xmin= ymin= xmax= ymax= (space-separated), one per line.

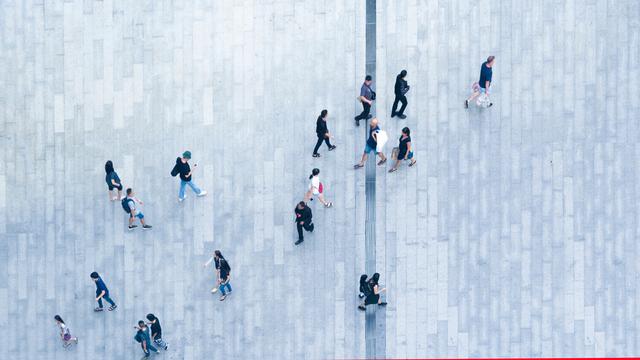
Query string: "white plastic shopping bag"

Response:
xmin=376 ymin=130 xmax=388 ymax=153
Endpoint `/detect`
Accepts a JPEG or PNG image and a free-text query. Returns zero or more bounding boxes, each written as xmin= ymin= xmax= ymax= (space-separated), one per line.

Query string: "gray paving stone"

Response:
xmin=1 ymin=0 xmax=639 ymax=358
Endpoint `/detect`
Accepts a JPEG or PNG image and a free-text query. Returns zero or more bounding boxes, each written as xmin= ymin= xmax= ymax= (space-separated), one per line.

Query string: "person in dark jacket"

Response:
xmin=391 ymin=70 xmax=409 ymax=119
xmin=358 ymin=273 xmax=387 ymax=310
xmin=217 ymin=258 xmax=232 ymax=301
xmin=105 ymin=160 xmax=123 ymax=201
xmin=358 ymin=274 xmax=368 ymax=299
xmin=170 ymin=151 xmax=207 ymax=202
xmin=312 ymin=109 xmax=337 ymax=157
xmin=294 ymin=201 xmax=314 ymax=245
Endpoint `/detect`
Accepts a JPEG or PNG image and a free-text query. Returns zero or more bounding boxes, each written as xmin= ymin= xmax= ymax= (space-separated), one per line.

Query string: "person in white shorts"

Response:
xmin=304 ymin=168 xmax=333 ymax=208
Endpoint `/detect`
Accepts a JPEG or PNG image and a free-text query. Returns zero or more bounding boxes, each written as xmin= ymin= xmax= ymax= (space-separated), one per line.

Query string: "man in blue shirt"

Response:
xmin=354 ymin=75 xmax=374 ymax=126
xmin=354 ymin=118 xmax=387 ymax=168
xmin=465 ymin=56 xmax=495 ymax=108
xmin=91 ymin=272 xmax=117 ymax=312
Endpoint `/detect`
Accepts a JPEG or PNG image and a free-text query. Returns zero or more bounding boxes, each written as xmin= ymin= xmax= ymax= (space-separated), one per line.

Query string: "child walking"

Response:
xmin=54 ymin=315 xmax=78 ymax=349
xmin=304 ymin=168 xmax=333 ymax=208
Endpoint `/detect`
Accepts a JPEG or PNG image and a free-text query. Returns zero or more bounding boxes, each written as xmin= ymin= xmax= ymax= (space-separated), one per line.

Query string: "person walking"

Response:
xmin=91 ymin=272 xmax=117 ymax=312
xmin=358 ymin=274 xmax=368 ymax=299
xmin=146 ymin=314 xmax=169 ymax=351
xmin=465 ymin=55 xmax=495 ymax=108
xmin=354 ymin=75 xmax=375 ymax=126
xmin=358 ymin=273 xmax=387 ymax=310
xmin=134 ymin=320 xmax=159 ymax=358
xmin=203 ymin=250 xmax=226 ymax=294
xmin=354 ymin=118 xmax=387 ymax=168
xmin=391 ymin=70 xmax=409 ymax=119
xmin=122 ymin=188 xmax=152 ymax=230
xmin=217 ymin=257 xmax=232 ymax=301
xmin=105 ymin=160 xmax=124 ymax=201
xmin=312 ymin=109 xmax=337 ymax=157
xmin=171 ymin=151 xmax=208 ymax=202
xmin=54 ymin=315 xmax=78 ymax=349
xmin=294 ymin=201 xmax=314 ymax=245
xmin=388 ymin=127 xmax=417 ymax=173
xmin=304 ymin=168 xmax=333 ymax=207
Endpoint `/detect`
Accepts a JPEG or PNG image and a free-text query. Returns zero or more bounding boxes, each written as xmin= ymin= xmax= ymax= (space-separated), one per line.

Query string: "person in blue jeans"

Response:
xmin=134 ymin=320 xmax=159 ymax=357
xmin=171 ymin=151 xmax=208 ymax=202
xmin=91 ymin=272 xmax=117 ymax=312
xmin=218 ymin=257 xmax=232 ymax=301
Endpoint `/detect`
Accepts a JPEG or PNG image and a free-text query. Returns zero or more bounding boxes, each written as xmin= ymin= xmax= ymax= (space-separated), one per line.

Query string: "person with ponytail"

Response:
xmin=312 ymin=109 xmax=336 ymax=157
xmin=304 ymin=168 xmax=333 ymax=208
xmin=54 ymin=315 xmax=78 ymax=348
xmin=104 ymin=160 xmax=123 ymax=201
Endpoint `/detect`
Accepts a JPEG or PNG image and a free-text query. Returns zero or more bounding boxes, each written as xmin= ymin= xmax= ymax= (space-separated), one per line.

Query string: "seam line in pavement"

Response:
xmin=364 ymin=0 xmax=384 ymax=359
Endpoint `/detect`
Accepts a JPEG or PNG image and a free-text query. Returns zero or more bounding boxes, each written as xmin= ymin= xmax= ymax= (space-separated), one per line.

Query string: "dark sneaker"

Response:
xmin=94 ymin=307 xmax=104 ymax=312
xmin=398 ymin=114 xmax=407 ymax=119
xmin=464 ymin=100 xmax=469 ymax=109
xmin=142 ymin=225 xmax=152 ymax=230
xmin=488 ymin=103 xmax=493 ymax=107
xmin=391 ymin=112 xmax=396 ymax=118
xmin=328 ymin=145 xmax=336 ymax=151
xmin=378 ymin=302 xmax=387 ymax=306
xmin=309 ymin=223 xmax=314 ymax=232
xmin=128 ymin=225 xmax=138 ymax=231
xmin=295 ymin=239 xmax=304 ymax=245
xmin=377 ymin=159 xmax=387 ymax=166
xmin=355 ymin=120 xmax=360 ymax=126
xmin=312 ymin=153 xmax=320 ymax=158
xmin=108 ymin=304 xmax=117 ymax=311
xmin=358 ymin=305 xmax=366 ymax=311
xmin=164 ymin=344 xmax=168 ymax=351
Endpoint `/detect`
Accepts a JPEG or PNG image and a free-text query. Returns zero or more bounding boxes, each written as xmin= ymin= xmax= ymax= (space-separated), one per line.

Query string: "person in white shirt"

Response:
xmin=303 ymin=168 xmax=333 ymax=208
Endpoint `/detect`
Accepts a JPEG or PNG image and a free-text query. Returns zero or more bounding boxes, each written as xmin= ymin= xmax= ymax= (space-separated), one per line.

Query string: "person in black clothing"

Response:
xmin=170 ymin=150 xmax=207 ymax=202
xmin=294 ymin=201 xmax=314 ymax=245
xmin=203 ymin=250 xmax=226 ymax=294
xmin=358 ymin=273 xmax=387 ymax=310
xmin=465 ymin=56 xmax=495 ymax=108
xmin=354 ymin=75 xmax=375 ymax=126
xmin=146 ymin=314 xmax=168 ymax=351
xmin=388 ymin=127 xmax=416 ymax=173
xmin=217 ymin=258 xmax=232 ymax=301
xmin=391 ymin=70 xmax=409 ymax=119
xmin=358 ymin=274 xmax=368 ymax=299
xmin=312 ymin=109 xmax=337 ymax=157
xmin=105 ymin=160 xmax=123 ymax=201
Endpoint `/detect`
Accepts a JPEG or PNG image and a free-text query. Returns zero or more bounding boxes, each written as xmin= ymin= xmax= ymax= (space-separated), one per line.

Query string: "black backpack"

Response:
xmin=121 ymin=197 xmax=131 ymax=214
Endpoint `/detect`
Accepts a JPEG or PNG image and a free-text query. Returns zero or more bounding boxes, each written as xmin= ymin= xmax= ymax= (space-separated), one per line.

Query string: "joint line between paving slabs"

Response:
xmin=364 ymin=0 xmax=385 ymax=359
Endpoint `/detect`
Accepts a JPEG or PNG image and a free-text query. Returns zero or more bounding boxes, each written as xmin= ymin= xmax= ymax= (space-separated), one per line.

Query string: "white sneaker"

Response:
xmin=197 ymin=190 xmax=208 ymax=197
xmin=179 ymin=195 xmax=188 ymax=202
xmin=210 ymin=287 xmax=218 ymax=293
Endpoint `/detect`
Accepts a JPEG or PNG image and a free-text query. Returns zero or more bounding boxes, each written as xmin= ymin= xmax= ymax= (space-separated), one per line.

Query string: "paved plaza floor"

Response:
xmin=1 ymin=0 xmax=639 ymax=359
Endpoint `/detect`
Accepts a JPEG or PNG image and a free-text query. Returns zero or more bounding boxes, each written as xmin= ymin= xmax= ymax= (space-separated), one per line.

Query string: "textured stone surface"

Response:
xmin=1 ymin=0 xmax=639 ymax=359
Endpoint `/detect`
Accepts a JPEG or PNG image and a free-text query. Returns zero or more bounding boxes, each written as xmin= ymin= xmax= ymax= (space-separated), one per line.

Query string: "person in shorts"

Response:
xmin=465 ymin=56 xmax=495 ymax=108
xmin=388 ymin=127 xmax=416 ymax=172
xmin=354 ymin=118 xmax=387 ymax=168
xmin=122 ymin=188 xmax=152 ymax=230
xmin=105 ymin=160 xmax=123 ymax=201
xmin=303 ymin=168 xmax=333 ymax=208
